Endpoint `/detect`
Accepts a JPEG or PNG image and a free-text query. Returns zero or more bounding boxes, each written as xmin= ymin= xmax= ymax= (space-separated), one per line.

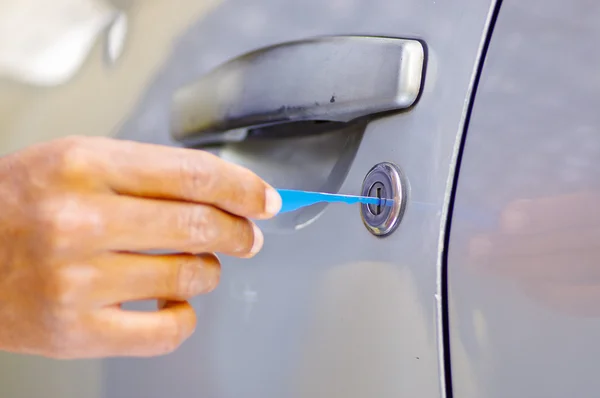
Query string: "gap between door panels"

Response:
xmin=439 ymin=1 xmax=504 ymax=397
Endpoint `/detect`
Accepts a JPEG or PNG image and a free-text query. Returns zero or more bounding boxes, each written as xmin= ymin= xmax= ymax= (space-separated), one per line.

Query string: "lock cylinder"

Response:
xmin=360 ymin=162 xmax=406 ymax=237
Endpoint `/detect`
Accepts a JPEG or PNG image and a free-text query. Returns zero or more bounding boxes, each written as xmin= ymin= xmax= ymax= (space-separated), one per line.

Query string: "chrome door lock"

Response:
xmin=360 ymin=162 xmax=407 ymax=237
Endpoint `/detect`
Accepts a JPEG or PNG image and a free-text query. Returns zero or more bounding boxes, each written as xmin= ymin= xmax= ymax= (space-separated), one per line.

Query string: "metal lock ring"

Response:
xmin=360 ymin=162 xmax=407 ymax=237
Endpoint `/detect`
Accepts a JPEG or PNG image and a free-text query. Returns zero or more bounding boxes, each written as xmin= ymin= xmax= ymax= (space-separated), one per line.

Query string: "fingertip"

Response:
xmin=197 ymin=253 xmax=221 ymax=292
xmin=250 ymin=222 xmax=264 ymax=256
xmin=161 ymin=300 xmax=197 ymax=341
xmin=263 ymin=187 xmax=282 ymax=217
xmin=237 ymin=222 xmax=265 ymax=259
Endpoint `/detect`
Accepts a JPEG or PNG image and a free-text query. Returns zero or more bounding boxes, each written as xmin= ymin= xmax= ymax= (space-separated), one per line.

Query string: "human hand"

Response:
xmin=0 ymin=136 xmax=281 ymax=358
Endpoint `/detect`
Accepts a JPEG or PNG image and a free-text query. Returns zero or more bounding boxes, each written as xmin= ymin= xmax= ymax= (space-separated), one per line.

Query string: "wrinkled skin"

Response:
xmin=0 ymin=136 xmax=281 ymax=359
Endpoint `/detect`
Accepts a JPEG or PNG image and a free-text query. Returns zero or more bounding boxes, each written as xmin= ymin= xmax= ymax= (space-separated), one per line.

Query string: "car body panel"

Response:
xmin=0 ymin=0 xmax=496 ymax=397
xmin=448 ymin=0 xmax=600 ymax=397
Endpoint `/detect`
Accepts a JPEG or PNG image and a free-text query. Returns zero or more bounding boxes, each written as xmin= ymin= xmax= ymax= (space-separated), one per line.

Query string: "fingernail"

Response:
xmin=250 ymin=223 xmax=264 ymax=255
xmin=265 ymin=187 xmax=282 ymax=216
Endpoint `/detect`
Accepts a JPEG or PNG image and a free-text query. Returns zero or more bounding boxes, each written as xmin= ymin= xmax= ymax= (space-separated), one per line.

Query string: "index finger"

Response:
xmin=91 ymin=138 xmax=281 ymax=219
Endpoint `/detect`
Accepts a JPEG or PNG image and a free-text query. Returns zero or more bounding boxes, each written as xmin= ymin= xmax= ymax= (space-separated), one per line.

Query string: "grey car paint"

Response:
xmin=0 ymin=0 xmax=498 ymax=397
xmin=448 ymin=0 xmax=600 ymax=397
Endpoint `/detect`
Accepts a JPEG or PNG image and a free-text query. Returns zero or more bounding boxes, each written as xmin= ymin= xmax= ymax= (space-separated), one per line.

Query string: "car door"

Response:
xmin=0 ymin=0 xmax=498 ymax=397
xmin=448 ymin=0 xmax=600 ymax=397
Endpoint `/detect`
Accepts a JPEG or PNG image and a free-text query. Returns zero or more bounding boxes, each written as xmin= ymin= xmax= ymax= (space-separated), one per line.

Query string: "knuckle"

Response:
xmin=42 ymin=232 xmax=75 ymax=257
xmin=178 ymin=155 xmax=215 ymax=198
xmin=180 ymin=206 xmax=218 ymax=247
xmin=50 ymin=136 xmax=92 ymax=178
xmin=45 ymin=265 xmax=86 ymax=307
xmin=174 ymin=256 xmax=205 ymax=297
xmin=34 ymin=196 xmax=103 ymax=256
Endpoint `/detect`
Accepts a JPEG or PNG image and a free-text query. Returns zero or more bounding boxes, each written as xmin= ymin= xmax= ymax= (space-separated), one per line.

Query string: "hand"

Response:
xmin=468 ymin=192 xmax=600 ymax=317
xmin=0 ymin=136 xmax=281 ymax=359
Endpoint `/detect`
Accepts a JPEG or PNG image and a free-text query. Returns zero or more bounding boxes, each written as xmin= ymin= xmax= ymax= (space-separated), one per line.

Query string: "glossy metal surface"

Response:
xmin=360 ymin=162 xmax=406 ymax=237
xmin=448 ymin=1 xmax=600 ymax=397
xmin=171 ymin=36 xmax=425 ymax=146
xmin=0 ymin=0 xmax=496 ymax=397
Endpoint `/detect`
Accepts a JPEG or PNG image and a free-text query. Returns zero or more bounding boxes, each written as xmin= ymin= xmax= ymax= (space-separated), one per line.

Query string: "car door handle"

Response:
xmin=170 ymin=36 xmax=425 ymax=147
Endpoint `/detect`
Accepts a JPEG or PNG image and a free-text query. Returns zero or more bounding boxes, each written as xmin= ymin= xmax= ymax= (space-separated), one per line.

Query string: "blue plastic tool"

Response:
xmin=276 ymin=189 xmax=393 ymax=214
xmin=275 ymin=189 xmax=499 ymax=231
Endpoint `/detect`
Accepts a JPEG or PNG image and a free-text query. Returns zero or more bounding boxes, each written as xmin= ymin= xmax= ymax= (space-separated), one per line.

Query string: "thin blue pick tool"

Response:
xmin=277 ymin=189 xmax=393 ymax=214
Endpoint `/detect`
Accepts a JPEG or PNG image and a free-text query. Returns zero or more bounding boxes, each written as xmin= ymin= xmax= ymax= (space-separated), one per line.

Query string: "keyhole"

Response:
xmin=368 ymin=182 xmax=385 ymax=215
